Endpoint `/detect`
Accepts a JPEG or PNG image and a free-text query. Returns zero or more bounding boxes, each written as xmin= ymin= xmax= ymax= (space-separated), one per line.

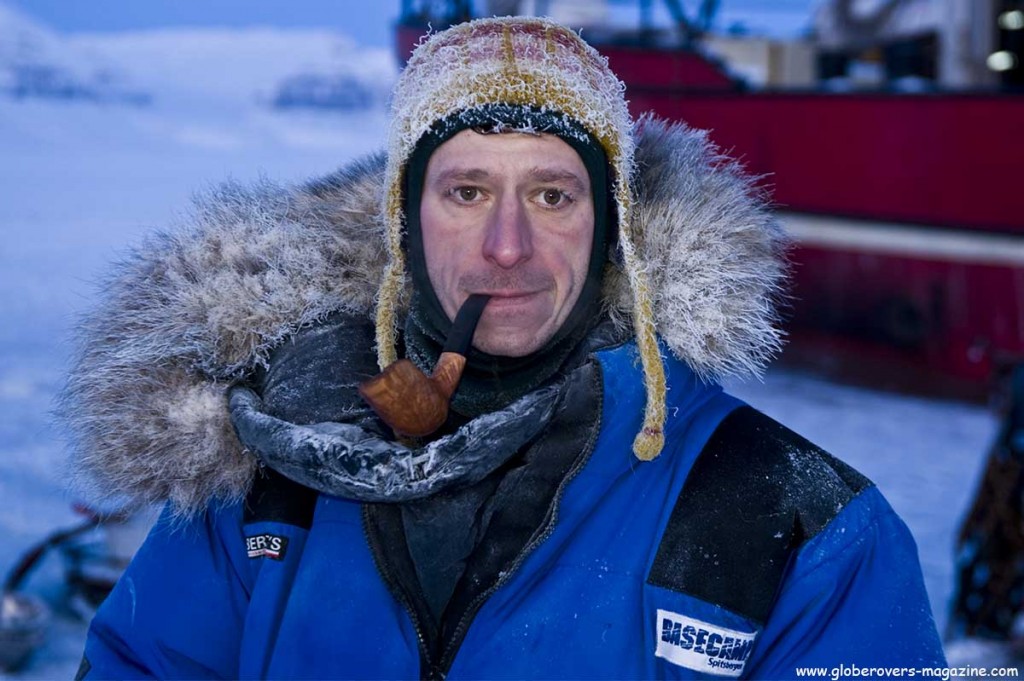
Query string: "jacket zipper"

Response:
xmin=436 ymin=381 xmax=604 ymax=676
xmin=361 ymin=363 xmax=605 ymax=679
xmin=360 ymin=504 xmax=434 ymax=676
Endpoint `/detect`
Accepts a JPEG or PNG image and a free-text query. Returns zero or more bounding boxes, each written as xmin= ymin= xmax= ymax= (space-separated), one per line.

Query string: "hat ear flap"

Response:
xmin=615 ymin=191 xmax=666 ymax=461
xmin=376 ymin=174 xmax=407 ymax=370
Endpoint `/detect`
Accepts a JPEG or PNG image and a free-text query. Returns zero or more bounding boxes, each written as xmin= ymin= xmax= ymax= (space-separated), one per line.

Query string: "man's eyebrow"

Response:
xmin=431 ymin=168 xmax=491 ymax=185
xmin=528 ymin=168 xmax=588 ymax=194
xmin=429 ymin=167 xmax=589 ymax=193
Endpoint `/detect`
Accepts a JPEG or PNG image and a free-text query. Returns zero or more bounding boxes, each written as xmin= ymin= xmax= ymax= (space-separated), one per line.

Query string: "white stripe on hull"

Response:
xmin=781 ymin=212 xmax=1024 ymax=266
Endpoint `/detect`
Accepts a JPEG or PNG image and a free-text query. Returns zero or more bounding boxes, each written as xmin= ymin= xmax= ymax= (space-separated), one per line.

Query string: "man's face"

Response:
xmin=420 ymin=129 xmax=595 ymax=357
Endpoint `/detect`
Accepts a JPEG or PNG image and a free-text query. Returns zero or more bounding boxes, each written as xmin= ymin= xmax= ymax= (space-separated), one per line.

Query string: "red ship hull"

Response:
xmin=624 ymin=86 xmax=1024 ymax=398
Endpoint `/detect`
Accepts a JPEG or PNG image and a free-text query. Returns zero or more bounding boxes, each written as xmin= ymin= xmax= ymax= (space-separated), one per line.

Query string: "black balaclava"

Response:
xmin=402 ymin=104 xmax=615 ymax=417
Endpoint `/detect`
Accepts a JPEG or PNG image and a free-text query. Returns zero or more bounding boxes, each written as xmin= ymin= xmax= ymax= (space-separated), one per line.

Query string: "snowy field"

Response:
xmin=0 ymin=3 xmax=1006 ymax=678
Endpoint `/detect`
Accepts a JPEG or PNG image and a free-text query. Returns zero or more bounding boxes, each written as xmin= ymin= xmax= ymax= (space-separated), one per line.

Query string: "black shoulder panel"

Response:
xmin=647 ymin=406 xmax=872 ymax=625
xmin=243 ymin=468 xmax=319 ymax=529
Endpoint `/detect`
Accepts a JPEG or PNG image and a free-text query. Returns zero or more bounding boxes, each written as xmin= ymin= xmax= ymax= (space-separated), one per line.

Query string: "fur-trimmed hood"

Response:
xmin=59 ymin=117 xmax=786 ymax=515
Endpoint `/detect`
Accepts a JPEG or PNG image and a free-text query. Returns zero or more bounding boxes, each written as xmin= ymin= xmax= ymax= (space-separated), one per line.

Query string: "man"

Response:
xmin=63 ymin=17 xmax=945 ymax=679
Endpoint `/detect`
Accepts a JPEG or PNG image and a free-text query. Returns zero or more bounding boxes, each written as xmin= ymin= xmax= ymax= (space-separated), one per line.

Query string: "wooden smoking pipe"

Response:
xmin=358 ymin=294 xmax=491 ymax=438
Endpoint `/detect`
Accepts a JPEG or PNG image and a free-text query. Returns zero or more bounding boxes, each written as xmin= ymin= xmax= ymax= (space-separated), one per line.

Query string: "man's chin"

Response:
xmin=471 ymin=330 xmax=551 ymax=358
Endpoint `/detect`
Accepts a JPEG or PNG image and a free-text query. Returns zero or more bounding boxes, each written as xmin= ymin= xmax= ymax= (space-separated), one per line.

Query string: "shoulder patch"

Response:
xmin=655 ymin=609 xmax=757 ymax=677
xmin=245 ymin=533 xmax=289 ymax=560
xmin=647 ymin=406 xmax=872 ymax=624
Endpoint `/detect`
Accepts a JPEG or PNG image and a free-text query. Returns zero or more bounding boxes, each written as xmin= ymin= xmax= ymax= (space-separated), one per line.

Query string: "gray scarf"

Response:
xmin=228 ymin=310 xmax=562 ymax=502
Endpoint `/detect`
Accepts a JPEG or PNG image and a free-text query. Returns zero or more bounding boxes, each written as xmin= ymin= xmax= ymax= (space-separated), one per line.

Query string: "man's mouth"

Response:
xmin=472 ymin=291 xmax=541 ymax=306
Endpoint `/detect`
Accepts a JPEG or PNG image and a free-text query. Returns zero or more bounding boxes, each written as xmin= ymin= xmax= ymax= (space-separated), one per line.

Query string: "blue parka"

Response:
xmin=80 ymin=343 xmax=945 ymax=680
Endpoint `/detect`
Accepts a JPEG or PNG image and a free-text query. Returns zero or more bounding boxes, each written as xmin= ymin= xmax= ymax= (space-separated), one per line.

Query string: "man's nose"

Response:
xmin=481 ymin=194 xmax=533 ymax=269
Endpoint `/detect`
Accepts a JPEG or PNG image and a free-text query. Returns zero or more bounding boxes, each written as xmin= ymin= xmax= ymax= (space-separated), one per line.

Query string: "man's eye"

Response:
xmin=539 ymin=189 xmax=571 ymax=207
xmin=456 ymin=187 xmax=479 ymax=201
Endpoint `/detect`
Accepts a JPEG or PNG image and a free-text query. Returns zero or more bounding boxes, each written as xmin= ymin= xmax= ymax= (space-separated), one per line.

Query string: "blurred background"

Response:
xmin=0 ymin=0 xmax=1021 ymax=677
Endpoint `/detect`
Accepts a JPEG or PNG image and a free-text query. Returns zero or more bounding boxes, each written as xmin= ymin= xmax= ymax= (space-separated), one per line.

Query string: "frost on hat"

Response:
xmin=375 ymin=16 xmax=666 ymax=460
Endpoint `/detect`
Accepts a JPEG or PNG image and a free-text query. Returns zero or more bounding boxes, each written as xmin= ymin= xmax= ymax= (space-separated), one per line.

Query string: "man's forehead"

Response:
xmin=436 ymin=128 xmax=567 ymax=149
xmin=426 ymin=130 xmax=588 ymax=181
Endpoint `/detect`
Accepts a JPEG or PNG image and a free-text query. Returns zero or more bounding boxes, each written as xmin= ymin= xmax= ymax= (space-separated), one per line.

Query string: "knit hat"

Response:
xmin=377 ymin=16 xmax=666 ymax=460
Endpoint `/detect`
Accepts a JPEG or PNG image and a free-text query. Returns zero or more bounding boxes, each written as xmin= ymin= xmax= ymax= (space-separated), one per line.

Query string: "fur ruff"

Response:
xmin=59 ymin=118 xmax=787 ymax=515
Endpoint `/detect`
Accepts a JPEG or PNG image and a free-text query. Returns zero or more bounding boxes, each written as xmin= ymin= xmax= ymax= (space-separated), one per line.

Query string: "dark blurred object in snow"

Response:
xmin=0 ymin=504 xmax=157 ymax=673
xmin=0 ymin=1 xmax=149 ymax=104
xmin=1 ymin=63 xmax=150 ymax=104
xmin=949 ymin=365 xmax=1024 ymax=641
xmin=0 ymin=591 xmax=49 ymax=672
xmin=270 ymin=72 xmax=381 ymax=111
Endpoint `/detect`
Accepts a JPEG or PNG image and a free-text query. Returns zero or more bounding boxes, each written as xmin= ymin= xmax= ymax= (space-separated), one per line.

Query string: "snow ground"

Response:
xmin=0 ymin=9 xmax=1006 ymax=679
